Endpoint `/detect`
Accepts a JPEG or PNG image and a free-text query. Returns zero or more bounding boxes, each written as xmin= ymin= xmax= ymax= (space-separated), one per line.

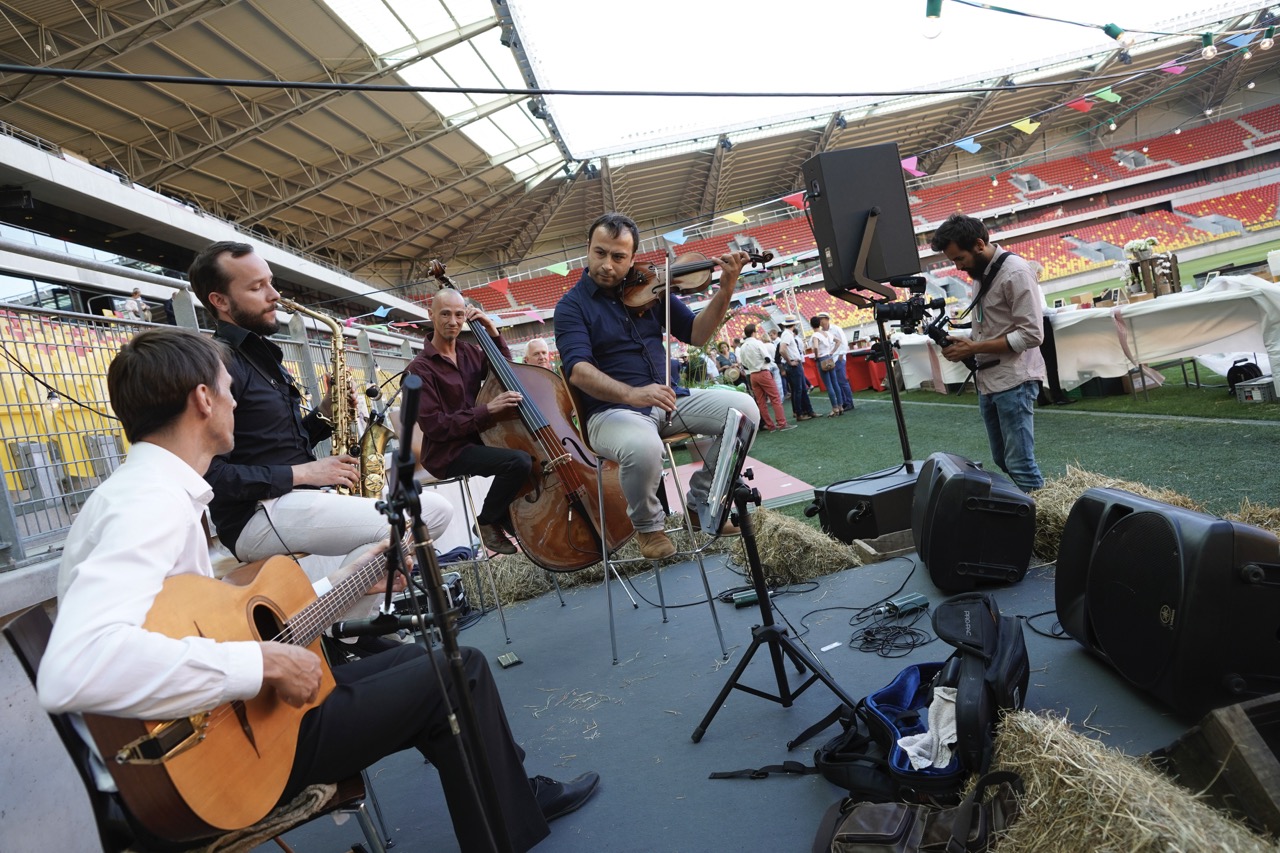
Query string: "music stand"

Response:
xmin=691 ymin=408 xmax=755 ymax=536
xmin=691 ymin=471 xmax=860 ymax=743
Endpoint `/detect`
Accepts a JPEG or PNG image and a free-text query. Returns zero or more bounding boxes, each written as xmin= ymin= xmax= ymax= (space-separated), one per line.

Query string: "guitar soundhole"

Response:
xmin=251 ymin=603 xmax=287 ymax=644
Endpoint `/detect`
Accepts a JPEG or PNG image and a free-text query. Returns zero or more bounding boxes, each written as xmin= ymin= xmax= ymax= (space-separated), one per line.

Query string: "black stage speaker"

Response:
xmin=812 ymin=464 xmax=921 ymax=544
xmin=801 ymin=143 xmax=920 ymax=295
xmin=1056 ymin=487 xmax=1280 ymax=718
xmin=910 ymin=452 xmax=1035 ymax=593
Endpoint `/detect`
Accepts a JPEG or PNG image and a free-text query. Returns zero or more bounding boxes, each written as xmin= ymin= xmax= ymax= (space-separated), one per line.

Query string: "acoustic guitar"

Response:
xmin=81 ymin=550 xmax=393 ymax=842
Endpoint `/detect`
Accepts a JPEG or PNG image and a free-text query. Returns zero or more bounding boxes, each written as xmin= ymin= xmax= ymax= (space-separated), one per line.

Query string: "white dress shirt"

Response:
xmin=39 ymin=442 xmax=263 ymax=720
xmin=737 ymin=335 xmax=774 ymax=374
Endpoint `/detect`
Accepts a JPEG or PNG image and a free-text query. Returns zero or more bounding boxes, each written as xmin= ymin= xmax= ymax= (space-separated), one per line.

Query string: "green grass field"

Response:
xmin=677 ymin=369 xmax=1280 ymax=524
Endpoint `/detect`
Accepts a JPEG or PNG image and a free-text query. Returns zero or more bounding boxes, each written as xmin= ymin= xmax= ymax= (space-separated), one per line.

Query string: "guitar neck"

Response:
xmin=285 ymin=551 xmax=391 ymax=647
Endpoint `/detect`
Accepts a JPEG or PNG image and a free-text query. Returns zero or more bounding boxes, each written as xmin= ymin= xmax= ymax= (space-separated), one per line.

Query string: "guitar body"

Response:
xmin=82 ymin=555 xmax=334 ymax=842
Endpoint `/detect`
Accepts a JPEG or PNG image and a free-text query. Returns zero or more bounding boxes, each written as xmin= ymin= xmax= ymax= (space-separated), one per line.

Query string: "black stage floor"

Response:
xmin=266 ymin=547 xmax=1194 ymax=853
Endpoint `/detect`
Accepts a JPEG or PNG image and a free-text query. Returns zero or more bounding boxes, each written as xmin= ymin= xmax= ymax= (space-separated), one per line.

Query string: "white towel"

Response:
xmin=896 ymin=686 xmax=959 ymax=770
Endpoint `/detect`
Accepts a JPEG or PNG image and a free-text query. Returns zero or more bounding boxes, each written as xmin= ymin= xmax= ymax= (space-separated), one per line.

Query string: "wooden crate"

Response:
xmin=1150 ymin=693 xmax=1280 ymax=837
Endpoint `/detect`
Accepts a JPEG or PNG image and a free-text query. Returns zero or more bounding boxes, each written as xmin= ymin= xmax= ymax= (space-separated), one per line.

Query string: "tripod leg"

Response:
xmin=691 ymin=632 xmax=767 ymax=743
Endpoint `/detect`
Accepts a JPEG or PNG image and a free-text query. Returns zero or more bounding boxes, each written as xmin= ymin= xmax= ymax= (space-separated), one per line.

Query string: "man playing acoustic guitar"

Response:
xmin=38 ymin=327 xmax=598 ymax=852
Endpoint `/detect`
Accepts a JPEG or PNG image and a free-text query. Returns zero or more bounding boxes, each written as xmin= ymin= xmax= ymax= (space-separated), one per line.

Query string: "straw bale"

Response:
xmin=1032 ymin=465 xmax=1205 ymax=562
xmin=725 ymin=507 xmax=861 ymax=582
xmin=990 ymin=710 xmax=1277 ymax=853
xmin=1225 ymin=497 xmax=1280 ymax=537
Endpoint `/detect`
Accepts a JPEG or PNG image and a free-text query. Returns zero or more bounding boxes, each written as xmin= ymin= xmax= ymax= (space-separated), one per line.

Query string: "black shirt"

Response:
xmin=205 ymin=321 xmax=332 ymax=556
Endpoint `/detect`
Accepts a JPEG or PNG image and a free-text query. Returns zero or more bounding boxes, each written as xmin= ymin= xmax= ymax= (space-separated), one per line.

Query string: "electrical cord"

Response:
xmin=1021 ymin=608 xmax=1073 ymax=640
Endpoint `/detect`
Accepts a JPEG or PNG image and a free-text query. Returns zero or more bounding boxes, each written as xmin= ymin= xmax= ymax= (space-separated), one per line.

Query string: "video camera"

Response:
xmin=873 ymin=276 xmax=945 ymax=335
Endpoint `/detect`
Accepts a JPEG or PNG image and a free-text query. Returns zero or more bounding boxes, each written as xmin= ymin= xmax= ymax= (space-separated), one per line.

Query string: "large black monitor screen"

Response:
xmin=802 ymin=143 xmax=920 ymax=297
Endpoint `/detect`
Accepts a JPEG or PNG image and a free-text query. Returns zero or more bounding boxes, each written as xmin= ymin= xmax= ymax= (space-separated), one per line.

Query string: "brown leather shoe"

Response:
xmin=636 ymin=530 xmax=676 ymax=559
xmin=687 ymin=506 xmax=740 ymax=537
xmin=476 ymin=523 xmax=517 ymax=555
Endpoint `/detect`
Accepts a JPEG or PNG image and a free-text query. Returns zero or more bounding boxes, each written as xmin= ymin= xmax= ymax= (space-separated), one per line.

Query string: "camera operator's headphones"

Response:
xmin=955 ymin=248 xmax=1016 ymax=323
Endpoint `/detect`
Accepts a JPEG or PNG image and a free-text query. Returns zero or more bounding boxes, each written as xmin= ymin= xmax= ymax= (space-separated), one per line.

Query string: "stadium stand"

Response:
xmin=1177 ymin=183 xmax=1280 ymax=230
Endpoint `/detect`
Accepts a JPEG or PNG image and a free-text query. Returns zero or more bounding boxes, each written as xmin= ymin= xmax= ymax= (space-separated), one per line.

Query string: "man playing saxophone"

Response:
xmin=189 ymin=241 xmax=453 ymax=595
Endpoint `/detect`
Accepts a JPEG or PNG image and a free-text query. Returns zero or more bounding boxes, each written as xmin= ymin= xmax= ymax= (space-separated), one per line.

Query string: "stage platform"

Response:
xmin=267 ymin=540 xmax=1196 ymax=853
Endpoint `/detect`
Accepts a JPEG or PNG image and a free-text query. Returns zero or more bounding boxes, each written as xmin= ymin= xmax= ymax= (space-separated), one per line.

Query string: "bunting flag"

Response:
xmin=344 ymin=317 xmax=355 ymax=327
xmin=1225 ymin=32 xmax=1256 ymax=48
xmin=721 ymin=211 xmax=748 ymax=225
xmin=782 ymin=191 xmax=806 ymax=209
xmin=1159 ymin=61 xmax=1186 ymax=74
xmin=765 ymin=281 xmax=776 ymax=299
xmin=523 ymin=309 xmax=544 ymax=323
xmin=955 ymin=137 xmax=981 ymax=154
xmin=488 ymin=277 xmax=510 ymax=295
xmin=900 ymin=156 xmax=926 ymax=177
xmin=373 ymin=305 xmax=391 ymax=318
xmin=1011 ymin=118 xmax=1041 ymax=134
xmin=662 ymin=228 xmax=685 ymax=245
xmin=1093 ymin=88 xmax=1122 ymax=104
xmin=546 ymin=262 xmax=570 ymax=276
xmin=1066 ymin=98 xmax=1092 ymax=112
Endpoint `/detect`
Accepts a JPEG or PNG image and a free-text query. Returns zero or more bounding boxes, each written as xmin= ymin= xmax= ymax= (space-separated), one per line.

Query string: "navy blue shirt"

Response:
xmin=205 ymin=321 xmax=330 ymax=556
xmin=554 ymin=270 xmax=695 ymax=422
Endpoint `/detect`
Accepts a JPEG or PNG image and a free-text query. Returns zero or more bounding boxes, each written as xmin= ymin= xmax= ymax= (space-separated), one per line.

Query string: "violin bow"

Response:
xmin=663 ymin=246 xmax=675 ymax=426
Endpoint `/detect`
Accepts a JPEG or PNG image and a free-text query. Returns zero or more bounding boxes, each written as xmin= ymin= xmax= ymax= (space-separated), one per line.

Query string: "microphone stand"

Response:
xmin=377 ymin=374 xmax=511 ymax=853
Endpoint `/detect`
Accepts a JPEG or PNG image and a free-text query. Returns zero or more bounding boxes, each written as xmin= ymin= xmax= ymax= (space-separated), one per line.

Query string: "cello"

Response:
xmin=426 ymin=261 xmax=634 ymax=572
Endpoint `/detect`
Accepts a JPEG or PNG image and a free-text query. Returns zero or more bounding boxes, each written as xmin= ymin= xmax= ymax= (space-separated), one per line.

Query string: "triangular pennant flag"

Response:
xmin=373 ymin=305 xmax=391 ymax=318
xmin=344 ymin=317 xmax=355 ymax=327
xmin=1012 ymin=118 xmax=1041 ymax=134
xmin=1093 ymin=88 xmax=1122 ymax=104
xmin=955 ymin=137 xmax=981 ymax=154
xmin=663 ymin=229 xmax=686 ymax=245
xmin=1159 ymin=61 xmax=1186 ymax=74
xmin=546 ymin=262 xmax=569 ymax=276
xmin=1067 ymin=99 xmax=1092 ymax=112
xmin=900 ymin=156 xmax=926 ymax=177
xmin=524 ymin=310 xmax=544 ymax=323
xmin=765 ymin=281 xmax=776 ymax=299
xmin=782 ymin=191 xmax=806 ymax=209
xmin=721 ymin=211 xmax=748 ymax=225
xmin=1225 ymin=32 xmax=1256 ymax=48
xmin=488 ymin=277 xmax=510 ymax=295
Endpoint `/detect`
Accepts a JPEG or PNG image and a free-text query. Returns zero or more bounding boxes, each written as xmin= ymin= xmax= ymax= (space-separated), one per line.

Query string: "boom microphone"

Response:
xmin=331 ymin=612 xmax=433 ymax=639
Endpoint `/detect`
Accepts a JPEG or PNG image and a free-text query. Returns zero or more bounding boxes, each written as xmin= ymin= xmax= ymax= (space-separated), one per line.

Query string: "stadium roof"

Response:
xmin=0 ymin=0 xmax=1276 ymax=291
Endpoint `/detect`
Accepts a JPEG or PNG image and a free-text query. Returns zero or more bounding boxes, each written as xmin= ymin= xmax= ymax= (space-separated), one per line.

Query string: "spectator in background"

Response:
xmin=778 ymin=316 xmax=815 ymax=421
xmin=122 ymin=287 xmax=150 ymax=322
xmin=818 ymin=312 xmax=855 ymax=415
xmin=715 ymin=341 xmax=742 ymax=386
xmin=524 ymin=337 xmax=554 ymax=371
xmin=737 ymin=323 xmax=790 ymax=432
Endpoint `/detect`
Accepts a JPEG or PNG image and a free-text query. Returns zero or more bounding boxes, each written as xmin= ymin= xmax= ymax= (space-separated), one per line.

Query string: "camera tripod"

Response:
xmin=691 ymin=475 xmax=859 ymax=742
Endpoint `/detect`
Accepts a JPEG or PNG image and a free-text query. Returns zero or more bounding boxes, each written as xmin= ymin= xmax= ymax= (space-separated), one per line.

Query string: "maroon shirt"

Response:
xmin=405 ymin=333 xmax=512 ymax=478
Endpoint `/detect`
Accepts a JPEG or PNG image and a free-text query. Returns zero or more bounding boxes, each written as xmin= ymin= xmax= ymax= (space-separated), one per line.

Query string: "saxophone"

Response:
xmin=276 ymin=297 xmax=392 ymax=498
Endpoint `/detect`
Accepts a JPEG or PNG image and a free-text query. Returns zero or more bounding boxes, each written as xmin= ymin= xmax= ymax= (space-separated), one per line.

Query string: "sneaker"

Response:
xmin=530 ymin=772 xmax=600 ymax=821
xmin=776 ymin=423 xmax=797 ymax=431
xmin=686 ymin=506 xmax=740 ymax=537
xmin=476 ymin=523 xmax=517 ymax=555
xmin=636 ymin=530 xmax=676 ymax=559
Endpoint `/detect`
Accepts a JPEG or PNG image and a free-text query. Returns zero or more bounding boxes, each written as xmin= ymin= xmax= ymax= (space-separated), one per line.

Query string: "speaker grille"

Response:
xmin=1086 ymin=511 xmax=1183 ymax=687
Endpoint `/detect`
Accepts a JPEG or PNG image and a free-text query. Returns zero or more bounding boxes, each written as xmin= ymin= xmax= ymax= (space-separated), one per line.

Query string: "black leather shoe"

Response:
xmin=531 ymin=772 xmax=600 ymax=821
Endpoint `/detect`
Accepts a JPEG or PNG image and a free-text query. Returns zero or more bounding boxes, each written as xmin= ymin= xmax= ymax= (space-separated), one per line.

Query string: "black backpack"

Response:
xmin=1226 ymin=359 xmax=1262 ymax=394
xmin=712 ymin=593 xmax=1029 ymax=805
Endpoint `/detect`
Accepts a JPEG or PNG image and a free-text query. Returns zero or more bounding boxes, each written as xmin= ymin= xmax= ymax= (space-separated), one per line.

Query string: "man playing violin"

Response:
xmin=406 ymin=287 xmax=532 ymax=556
xmin=554 ymin=212 xmax=761 ymax=559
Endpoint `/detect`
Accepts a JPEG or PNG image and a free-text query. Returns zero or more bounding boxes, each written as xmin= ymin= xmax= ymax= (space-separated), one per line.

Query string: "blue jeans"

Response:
xmin=785 ymin=362 xmax=813 ymax=417
xmin=978 ymin=380 xmax=1044 ymax=492
xmin=830 ymin=356 xmax=855 ymax=410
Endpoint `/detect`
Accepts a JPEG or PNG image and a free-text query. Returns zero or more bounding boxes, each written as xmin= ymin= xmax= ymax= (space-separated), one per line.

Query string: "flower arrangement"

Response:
xmin=1124 ymin=236 xmax=1159 ymax=260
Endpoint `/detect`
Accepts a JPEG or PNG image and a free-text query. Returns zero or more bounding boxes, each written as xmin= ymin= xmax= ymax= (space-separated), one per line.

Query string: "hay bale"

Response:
xmin=726 ymin=507 xmax=861 ymax=582
xmin=1225 ymin=498 xmax=1280 ymax=538
xmin=991 ymin=711 xmax=1276 ymax=853
xmin=1032 ymin=465 xmax=1205 ymax=562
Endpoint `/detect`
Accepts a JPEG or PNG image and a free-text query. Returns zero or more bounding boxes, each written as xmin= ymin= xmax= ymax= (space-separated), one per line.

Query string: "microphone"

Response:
xmin=331 ymin=612 xmax=434 ymax=639
xmin=365 ymin=384 xmax=381 ymax=399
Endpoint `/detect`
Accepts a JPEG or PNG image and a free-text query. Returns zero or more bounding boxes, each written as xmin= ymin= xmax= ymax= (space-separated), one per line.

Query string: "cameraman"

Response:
xmin=929 ymin=214 xmax=1045 ymax=492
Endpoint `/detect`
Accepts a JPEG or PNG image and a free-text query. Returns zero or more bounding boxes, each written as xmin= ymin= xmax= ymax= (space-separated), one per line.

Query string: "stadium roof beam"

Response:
xmin=349 ymin=159 xmax=565 ymax=272
xmin=789 ymin=114 xmax=844 ymax=192
xmin=599 ymin=157 xmax=617 ymax=213
xmin=1197 ymin=12 xmax=1272 ymax=115
xmin=499 ymin=165 xmax=582 ymax=267
xmin=135 ymin=17 xmax=499 ymax=185
xmin=242 ymin=94 xmax=523 ymax=223
xmin=691 ymin=135 xmax=730 ymax=219
xmin=0 ymin=0 xmax=236 ymax=106
xmin=303 ymin=138 xmax=549 ymax=253
xmin=916 ymin=79 xmax=1009 ymax=175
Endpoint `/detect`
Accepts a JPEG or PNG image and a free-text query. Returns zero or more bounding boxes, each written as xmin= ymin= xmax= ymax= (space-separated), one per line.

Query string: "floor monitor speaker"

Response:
xmin=813 ymin=465 xmax=920 ymax=545
xmin=1056 ymin=487 xmax=1280 ymax=718
xmin=910 ymin=452 xmax=1035 ymax=593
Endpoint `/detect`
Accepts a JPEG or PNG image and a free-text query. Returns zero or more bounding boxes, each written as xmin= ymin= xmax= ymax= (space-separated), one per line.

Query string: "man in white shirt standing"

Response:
xmin=737 ymin=323 xmax=791 ymax=432
xmin=38 ymin=327 xmax=598 ymax=852
xmin=778 ymin=316 xmax=815 ymax=421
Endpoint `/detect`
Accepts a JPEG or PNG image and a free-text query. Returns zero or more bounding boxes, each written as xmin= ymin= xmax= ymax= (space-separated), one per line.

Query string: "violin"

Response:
xmin=620 ymin=250 xmax=773 ymax=311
